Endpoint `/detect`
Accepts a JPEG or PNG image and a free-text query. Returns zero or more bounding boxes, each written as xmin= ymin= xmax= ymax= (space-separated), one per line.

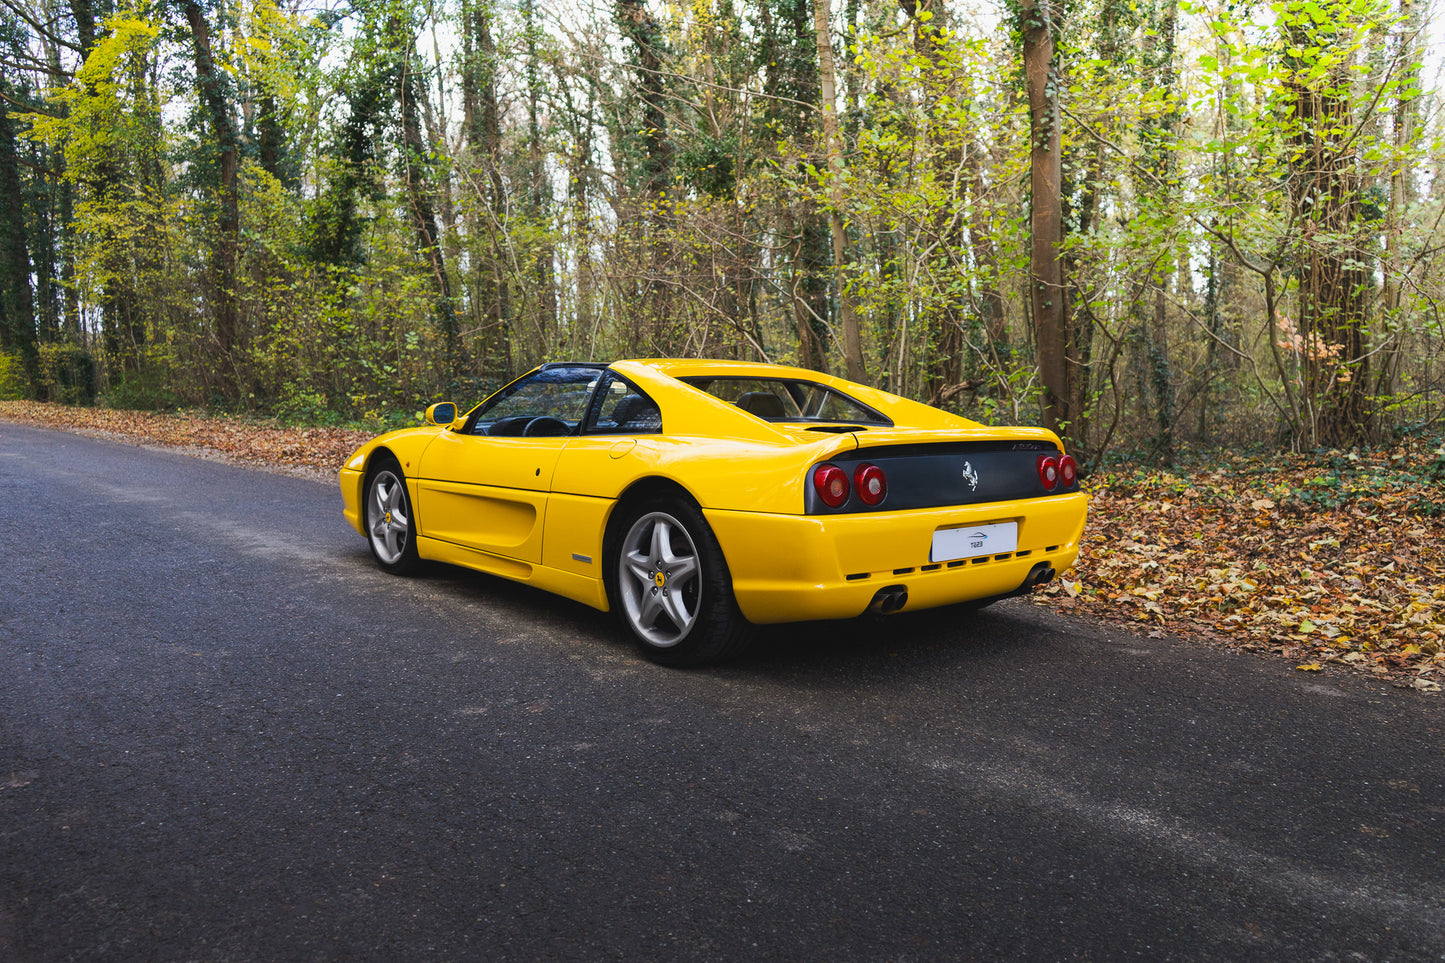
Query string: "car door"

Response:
xmin=542 ymin=374 xmax=665 ymax=577
xmin=416 ymin=365 xmax=604 ymax=563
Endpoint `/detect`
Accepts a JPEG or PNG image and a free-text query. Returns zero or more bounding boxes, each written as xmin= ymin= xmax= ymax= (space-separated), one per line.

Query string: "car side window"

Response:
xmin=466 ymin=366 xmax=603 ymax=437
xmin=585 ymin=375 xmax=662 ymax=435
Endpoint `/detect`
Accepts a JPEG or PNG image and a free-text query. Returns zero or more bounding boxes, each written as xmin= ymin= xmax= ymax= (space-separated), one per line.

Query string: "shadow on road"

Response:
xmin=362 ymin=552 xmax=1049 ymax=681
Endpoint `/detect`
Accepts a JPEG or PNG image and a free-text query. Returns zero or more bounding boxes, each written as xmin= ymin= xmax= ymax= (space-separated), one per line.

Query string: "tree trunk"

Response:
xmin=902 ymin=0 xmax=964 ymax=405
xmin=1284 ymin=12 xmax=1370 ymax=446
xmin=73 ymin=0 xmax=137 ymax=373
xmin=784 ymin=207 xmax=830 ymax=373
xmin=1377 ymin=0 xmax=1420 ymax=403
xmin=566 ymin=83 xmax=594 ymax=351
xmin=616 ymin=0 xmax=676 ymax=349
xmin=762 ymin=0 xmax=830 ymax=373
xmin=522 ymin=0 xmax=556 ymax=360
xmin=257 ymin=90 xmax=288 ymax=187
xmin=184 ymin=0 xmax=240 ymax=388
xmin=813 ymin=0 xmax=865 ymax=382
xmin=964 ymin=144 xmax=1008 ymax=368
xmin=0 ymin=91 xmax=38 ymax=379
xmin=391 ymin=12 xmax=464 ymax=384
xmin=1019 ymin=0 xmax=1071 ymax=439
xmin=1139 ymin=0 xmax=1178 ymax=461
xmin=462 ymin=0 xmax=510 ymax=377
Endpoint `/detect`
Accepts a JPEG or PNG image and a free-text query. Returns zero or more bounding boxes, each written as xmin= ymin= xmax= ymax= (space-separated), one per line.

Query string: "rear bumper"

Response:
xmin=704 ymin=493 xmax=1087 ymax=624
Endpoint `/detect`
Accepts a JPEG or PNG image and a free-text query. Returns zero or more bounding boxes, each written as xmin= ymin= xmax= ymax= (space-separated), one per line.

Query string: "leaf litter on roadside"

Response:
xmin=1037 ymin=442 xmax=1445 ymax=690
xmin=0 ymin=400 xmax=374 ymax=477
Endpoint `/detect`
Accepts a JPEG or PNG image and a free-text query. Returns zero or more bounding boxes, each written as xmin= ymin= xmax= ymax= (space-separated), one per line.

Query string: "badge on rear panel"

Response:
xmin=961 ymin=461 xmax=979 ymax=491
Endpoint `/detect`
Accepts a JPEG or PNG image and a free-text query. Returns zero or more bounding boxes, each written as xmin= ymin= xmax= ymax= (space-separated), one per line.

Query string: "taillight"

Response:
xmin=854 ymin=463 xmax=887 ymax=506
xmin=813 ymin=464 xmax=850 ymax=508
xmin=1059 ymin=454 xmax=1077 ymax=488
xmin=1037 ymin=455 xmax=1060 ymax=491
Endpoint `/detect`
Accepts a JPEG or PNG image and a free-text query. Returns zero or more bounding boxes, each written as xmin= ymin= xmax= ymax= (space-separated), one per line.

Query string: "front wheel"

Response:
xmin=610 ymin=498 xmax=750 ymax=667
xmin=365 ymin=456 xmax=420 ymax=575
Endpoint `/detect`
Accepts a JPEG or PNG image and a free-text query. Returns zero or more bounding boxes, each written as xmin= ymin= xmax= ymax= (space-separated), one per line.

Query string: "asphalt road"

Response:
xmin=2 ymin=421 xmax=1443 ymax=962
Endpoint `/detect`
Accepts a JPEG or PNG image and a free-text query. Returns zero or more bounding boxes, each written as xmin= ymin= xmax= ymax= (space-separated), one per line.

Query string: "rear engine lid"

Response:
xmin=805 ymin=432 xmax=1076 ymax=514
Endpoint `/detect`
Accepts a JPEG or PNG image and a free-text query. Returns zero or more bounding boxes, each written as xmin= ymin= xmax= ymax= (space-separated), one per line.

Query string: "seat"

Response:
xmin=736 ymin=391 xmax=787 ymax=419
xmin=609 ymin=394 xmax=661 ymax=431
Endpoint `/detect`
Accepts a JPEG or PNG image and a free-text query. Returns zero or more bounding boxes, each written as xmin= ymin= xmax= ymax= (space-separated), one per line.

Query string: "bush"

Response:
xmin=0 ymin=351 xmax=28 ymax=400
xmin=36 ymin=344 xmax=96 ymax=404
xmin=272 ymin=382 xmax=338 ymax=425
xmin=100 ymin=370 xmax=183 ymax=410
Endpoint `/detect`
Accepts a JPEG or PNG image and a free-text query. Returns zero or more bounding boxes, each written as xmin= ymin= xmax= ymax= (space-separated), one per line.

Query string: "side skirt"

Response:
xmin=416 ymin=535 xmax=611 ymax=613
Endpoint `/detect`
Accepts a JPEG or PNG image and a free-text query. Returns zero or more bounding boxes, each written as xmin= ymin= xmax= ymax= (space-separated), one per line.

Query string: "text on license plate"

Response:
xmin=931 ymin=521 xmax=1019 ymax=562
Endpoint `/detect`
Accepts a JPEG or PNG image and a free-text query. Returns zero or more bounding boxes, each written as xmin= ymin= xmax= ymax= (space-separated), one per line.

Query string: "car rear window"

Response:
xmin=679 ymin=377 xmax=892 ymax=426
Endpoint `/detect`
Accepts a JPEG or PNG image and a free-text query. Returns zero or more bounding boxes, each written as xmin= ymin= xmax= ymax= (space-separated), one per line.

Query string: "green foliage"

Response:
xmin=1423 ymin=442 xmax=1445 ymax=484
xmin=100 ymin=370 xmax=183 ymax=411
xmin=272 ymin=381 xmax=335 ymax=425
xmin=35 ymin=344 xmax=96 ymax=404
xmin=23 ymin=17 xmax=163 ymax=184
xmin=680 ymin=134 xmax=739 ymax=198
xmin=0 ymin=351 xmax=28 ymax=399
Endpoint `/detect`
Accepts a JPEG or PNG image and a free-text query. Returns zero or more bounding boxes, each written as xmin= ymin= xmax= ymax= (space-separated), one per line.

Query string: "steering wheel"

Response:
xmin=522 ymin=416 xmax=570 ymax=437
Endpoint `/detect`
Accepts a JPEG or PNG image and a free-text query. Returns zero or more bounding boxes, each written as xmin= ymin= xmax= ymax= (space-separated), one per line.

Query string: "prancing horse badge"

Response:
xmin=961 ymin=461 xmax=979 ymax=491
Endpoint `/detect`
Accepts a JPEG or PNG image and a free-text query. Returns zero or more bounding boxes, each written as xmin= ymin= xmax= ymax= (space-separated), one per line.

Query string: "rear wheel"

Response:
xmin=610 ymin=497 xmax=750 ymax=667
xmin=365 ymin=456 xmax=420 ymax=575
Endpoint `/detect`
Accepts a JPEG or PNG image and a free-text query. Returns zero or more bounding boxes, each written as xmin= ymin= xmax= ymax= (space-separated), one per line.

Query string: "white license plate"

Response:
xmin=931 ymin=521 xmax=1018 ymax=562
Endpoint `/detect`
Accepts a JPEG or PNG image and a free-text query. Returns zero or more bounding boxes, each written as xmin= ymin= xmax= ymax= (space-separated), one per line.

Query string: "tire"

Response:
xmin=364 ymin=456 xmax=421 ymax=575
xmin=609 ymin=496 xmax=751 ymax=667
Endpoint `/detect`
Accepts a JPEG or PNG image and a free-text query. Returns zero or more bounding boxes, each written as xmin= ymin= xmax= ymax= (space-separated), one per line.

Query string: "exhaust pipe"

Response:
xmin=867 ymin=585 xmax=909 ymax=616
xmin=1020 ymin=562 xmax=1056 ymax=592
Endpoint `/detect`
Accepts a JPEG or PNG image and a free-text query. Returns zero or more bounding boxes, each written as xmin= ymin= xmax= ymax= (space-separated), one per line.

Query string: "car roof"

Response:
xmin=622 ymin=358 xmax=843 ymax=383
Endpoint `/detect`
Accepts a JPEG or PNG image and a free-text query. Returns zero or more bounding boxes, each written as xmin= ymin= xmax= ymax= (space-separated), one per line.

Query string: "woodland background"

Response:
xmin=0 ymin=0 xmax=1443 ymax=463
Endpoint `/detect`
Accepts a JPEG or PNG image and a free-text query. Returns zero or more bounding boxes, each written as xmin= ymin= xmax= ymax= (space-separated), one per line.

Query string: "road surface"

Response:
xmin=2 ymin=422 xmax=1442 ymax=961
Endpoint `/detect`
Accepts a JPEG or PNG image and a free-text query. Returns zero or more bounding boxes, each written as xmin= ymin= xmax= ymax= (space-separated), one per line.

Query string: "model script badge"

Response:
xmin=962 ymin=461 xmax=979 ymax=491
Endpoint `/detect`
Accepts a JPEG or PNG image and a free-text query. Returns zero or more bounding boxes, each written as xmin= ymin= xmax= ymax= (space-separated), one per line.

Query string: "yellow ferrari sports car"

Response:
xmin=339 ymin=359 xmax=1088 ymax=665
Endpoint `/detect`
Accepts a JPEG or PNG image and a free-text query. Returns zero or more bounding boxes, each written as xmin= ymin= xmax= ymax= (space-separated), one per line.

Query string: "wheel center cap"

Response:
xmin=384 ymin=511 xmax=392 ymax=525
xmin=654 ymin=571 xmax=666 ymax=588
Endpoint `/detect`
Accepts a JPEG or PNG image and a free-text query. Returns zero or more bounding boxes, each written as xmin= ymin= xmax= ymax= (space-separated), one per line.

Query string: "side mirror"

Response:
xmin=425 ymin=402 xmax=458 ymax=426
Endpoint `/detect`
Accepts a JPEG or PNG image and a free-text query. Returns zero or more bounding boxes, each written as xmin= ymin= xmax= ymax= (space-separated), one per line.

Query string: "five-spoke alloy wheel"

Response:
xmin=618 ymin=510 xmax=703 ymax=648
xmin=611 ymin=497 xmax=750 ymax=666
xmin=365 ymin=457 xmax=420 ymax=574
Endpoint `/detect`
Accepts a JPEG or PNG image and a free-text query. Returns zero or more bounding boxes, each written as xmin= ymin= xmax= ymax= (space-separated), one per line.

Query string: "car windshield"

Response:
xmin=679 ymin=376 xmax=891 ymax=426
xmin=466 ymin=365 xmax=604 ymax=437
